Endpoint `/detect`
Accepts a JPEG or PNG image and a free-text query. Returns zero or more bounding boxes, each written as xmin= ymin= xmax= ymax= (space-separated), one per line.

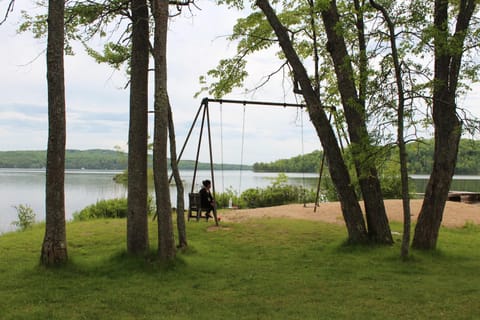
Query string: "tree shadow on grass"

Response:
xmin=30 ymin=248 xmax=190 ymax=281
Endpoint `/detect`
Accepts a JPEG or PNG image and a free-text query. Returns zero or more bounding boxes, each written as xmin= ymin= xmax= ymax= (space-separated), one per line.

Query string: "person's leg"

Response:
xmin=205 ymin=208 xmax=212 ymax=220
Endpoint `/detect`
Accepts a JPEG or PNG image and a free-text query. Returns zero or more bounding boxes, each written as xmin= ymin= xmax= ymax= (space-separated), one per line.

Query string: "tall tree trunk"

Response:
xmin=127 ymin=0 xmax=150 ymax=255
xmin=320 ymin=0 xmax=392 ymax=244
xmin=369 ymin=0 xmax=412 ymax=258
xmin=413 ymin=0 xmax=476 ymax=250
xmin=41 ymin=0 xmax=68 ymax=266
xmin=152 ymin=0 xmax=176 ymax=260
xmin=256 ymin=0 xmax=368 ymax=244
xmin=168 ymin=103 xmax=188 ymax=249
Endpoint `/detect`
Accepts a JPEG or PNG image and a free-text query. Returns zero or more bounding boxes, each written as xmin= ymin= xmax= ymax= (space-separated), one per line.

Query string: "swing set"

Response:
xmin=174 ymin=97 xmax=327 ymax=226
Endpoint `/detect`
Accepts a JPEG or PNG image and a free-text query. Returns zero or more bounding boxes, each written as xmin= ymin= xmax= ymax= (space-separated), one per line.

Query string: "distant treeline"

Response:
xmin=2 ymin=139 xmax=478 ymax=174
xmin=0 ymin=149 xmax=127 ymax=169
xmin=0 ymin=149 xmax=251 ymax=171
xmin=252 ymin=139 xmax=480 ymax=175
xmin=253 ymin=150 xmax=323 ymax=173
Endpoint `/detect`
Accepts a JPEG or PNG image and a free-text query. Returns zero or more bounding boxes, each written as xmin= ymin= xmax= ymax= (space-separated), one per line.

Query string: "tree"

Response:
xmin=41 ymin=0 xmax=68 ymax=266
xmin=16 ymin=0 xmax=194 ymax=257
xmin=210 ymin=0 xmax=479 ymax=250
xmin=319 ymin=0 xmax=393 ymax=244
xmin=70 ymin=0 xmax=191 ymax=254
xmin=213 ymin=0 xmax=390 ymax=243
xmin=127 ymin=0 xmax=150 ymax=255
xmin=257 ymin=0 xmax=368 ymax=244
xmin=168 ymin=103 xmax=188 ymax=249
xmin=151 ymin=0 xmax=176 ymax=260
xmin=17 ymin=0 xmax=152 ymax=255
xmin=412 ymin=0 xmax=477 ymax=250
xmin=151 ymin=0 xmax=198 ymax=256
xmin=369 ymin=0 xmax=412 ymax=258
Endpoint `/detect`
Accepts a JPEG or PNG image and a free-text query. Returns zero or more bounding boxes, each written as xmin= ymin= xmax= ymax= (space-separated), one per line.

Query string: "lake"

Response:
xmin=0 ymin=168 xmax=318 ymax=234
xmin=1 ymin=169 xmax=479 ymax=234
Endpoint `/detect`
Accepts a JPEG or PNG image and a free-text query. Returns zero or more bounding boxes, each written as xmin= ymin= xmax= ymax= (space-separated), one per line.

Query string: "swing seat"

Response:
xmin=188 ymin=192 xmax=212 ymax=221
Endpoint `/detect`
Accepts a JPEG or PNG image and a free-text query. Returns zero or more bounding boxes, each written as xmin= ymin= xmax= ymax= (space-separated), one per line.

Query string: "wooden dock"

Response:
xmin=447 ymin=191 xmax=480 ymax=204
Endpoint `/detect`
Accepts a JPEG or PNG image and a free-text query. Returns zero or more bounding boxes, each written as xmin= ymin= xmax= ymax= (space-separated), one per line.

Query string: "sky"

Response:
xmin=0 ymin=0 xmax=321 ymax=165
xmin=0 ymin=1 xmax=479 ymax=165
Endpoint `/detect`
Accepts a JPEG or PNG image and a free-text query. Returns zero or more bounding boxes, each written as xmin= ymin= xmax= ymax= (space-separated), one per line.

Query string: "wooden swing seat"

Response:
xmin=187 ymin=192 xmax=213 ymax=221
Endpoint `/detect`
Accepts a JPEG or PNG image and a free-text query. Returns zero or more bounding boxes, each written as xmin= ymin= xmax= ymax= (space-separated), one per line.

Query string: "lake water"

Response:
xmin=1 ymin=169 xmax=479 ymax=234
xmin=0 ymin=168 xmax=318 ymax=234
xmin=410 ymin=174 xmax=480 ymax=194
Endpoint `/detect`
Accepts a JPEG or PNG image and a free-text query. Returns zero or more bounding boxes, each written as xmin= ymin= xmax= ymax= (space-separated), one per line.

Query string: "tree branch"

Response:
xmin=0 ymin=0 xmax=15 ymax=26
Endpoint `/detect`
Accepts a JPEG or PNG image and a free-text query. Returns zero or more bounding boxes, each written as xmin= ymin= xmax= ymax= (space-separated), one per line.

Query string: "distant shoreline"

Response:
xmin=0 ymin=149 xmax=253 ymax=171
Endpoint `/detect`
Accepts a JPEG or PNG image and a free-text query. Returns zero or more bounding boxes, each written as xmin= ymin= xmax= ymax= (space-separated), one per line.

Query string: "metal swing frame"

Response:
xmin=173 ymin=97 xmax=328 ymax=224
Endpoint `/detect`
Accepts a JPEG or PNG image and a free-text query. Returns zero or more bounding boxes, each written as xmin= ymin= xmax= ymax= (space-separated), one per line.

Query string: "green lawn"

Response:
xmin=0 ymin=217 xmax=479 ymax=319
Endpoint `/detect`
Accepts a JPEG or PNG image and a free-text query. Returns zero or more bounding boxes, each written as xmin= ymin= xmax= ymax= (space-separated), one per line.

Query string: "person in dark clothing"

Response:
xmin=199 ymin=179 xmax=216 ymax=219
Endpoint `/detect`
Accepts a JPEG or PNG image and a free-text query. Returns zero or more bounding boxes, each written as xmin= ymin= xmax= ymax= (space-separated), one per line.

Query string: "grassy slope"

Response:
xmin=0 ymin=218 xmax=479 ymax=319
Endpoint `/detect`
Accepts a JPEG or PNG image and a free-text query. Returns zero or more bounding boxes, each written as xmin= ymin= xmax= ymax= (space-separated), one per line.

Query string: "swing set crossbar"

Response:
xmin=205 ymin=98 xmax=304 ymax=109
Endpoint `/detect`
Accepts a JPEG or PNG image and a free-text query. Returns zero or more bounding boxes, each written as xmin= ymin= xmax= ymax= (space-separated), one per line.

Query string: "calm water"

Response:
xmin=411 ymin=174 xmax=480 ymax=194
xmin=1 ymin=169 xmax=479 ymax=234
xmin=0 ymin=169 xmax=318 ymax=234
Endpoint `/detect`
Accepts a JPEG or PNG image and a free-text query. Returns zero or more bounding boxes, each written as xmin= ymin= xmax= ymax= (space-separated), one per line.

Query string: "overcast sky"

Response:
xmin=1 ymin=1 xmax=478 ymax=165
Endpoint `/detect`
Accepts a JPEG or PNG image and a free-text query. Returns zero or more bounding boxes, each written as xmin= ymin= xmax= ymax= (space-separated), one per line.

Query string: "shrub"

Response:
xmin=215 ymin=174 xmax=317 ymax=209
xmin=239 ymin=184 xmax=315 ymax=208
xmin=214 ymin=187 xmax=245 ymax=209
xmin=73 ymin=197 xmax=155 ymax=221
xmin=11 ymin=204 xmax=36 ymax=231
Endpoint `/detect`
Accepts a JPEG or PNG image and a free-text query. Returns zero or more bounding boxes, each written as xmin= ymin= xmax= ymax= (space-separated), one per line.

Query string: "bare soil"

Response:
xmin=219 ymin=199 xmax=480 ymax=228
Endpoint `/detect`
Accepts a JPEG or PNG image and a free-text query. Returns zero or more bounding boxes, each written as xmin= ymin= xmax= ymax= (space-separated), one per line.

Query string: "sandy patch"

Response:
xmin=218 ymin=199 xmax=480 ymax=228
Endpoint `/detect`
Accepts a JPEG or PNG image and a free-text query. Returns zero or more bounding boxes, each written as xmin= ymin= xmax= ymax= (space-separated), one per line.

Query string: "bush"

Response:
xmin=239 ymin=184 xmax=315 ymax=208
xmin=215 ymin=174 xmax=316 ymax=209
xmin=214 ymin=187 xmax=245 ymax=209
xmin=73 ymin=197 xmax=155 ymax=221
xmin=11 ymin=204 xmax=36 ymax=231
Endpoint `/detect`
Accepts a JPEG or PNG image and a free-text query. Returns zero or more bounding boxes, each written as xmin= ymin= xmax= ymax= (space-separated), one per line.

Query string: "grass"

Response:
xmin=0 ymin=217 xmax=479 ymax=319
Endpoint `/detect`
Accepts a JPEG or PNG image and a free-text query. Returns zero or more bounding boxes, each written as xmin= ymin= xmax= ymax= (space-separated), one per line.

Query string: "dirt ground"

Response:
xmin=219 ymin=199 xmax=480 ymax=228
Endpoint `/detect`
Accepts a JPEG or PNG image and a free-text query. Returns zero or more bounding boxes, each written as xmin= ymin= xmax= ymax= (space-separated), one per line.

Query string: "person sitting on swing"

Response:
xmin=199 ymin=179 xmax=216 ymax=219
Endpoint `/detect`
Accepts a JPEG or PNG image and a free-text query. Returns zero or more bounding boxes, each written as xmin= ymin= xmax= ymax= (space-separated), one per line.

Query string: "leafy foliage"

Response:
xmin=85 ymin=42 xmax=131 ymax=70
xmin=214 ymin=187 xmax=240 ymax=208
xmin=72 ymin=197 xmax=155 ymax=221
xmin=73 ymin=198 xmax=128 ymax=220
xmin=11 ymin=204 xmax=36 ymax=231
xmin=215 ymin=173 xmax=316 ymax=208
xmin=18 ymin=0 xmax=132 ymax=71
